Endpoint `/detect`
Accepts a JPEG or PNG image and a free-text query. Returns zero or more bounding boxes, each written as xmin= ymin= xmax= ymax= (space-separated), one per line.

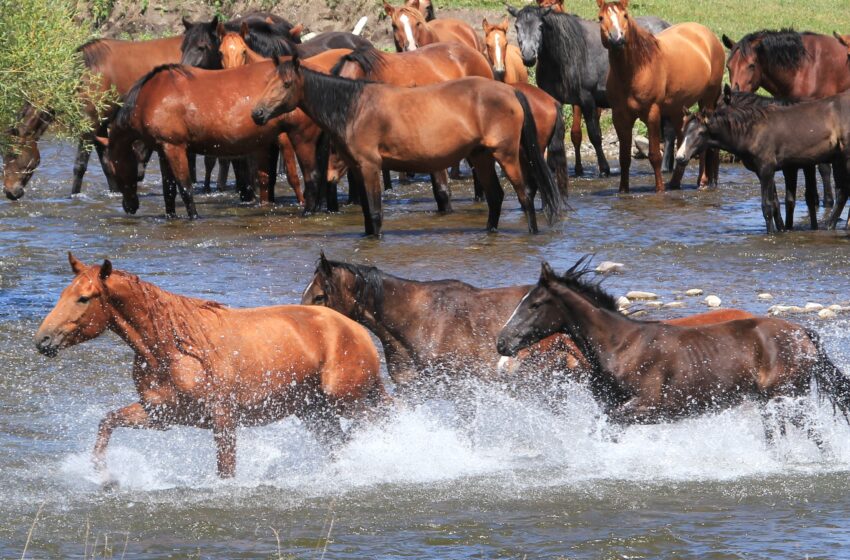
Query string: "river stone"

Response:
xmin=829 ymin=304 xmax=844 ymax=312
xmin=768 ymin=305 xmax=805 ymax=315
xmin=685 ymin=289 xmax=703 ymax=296
xmin=757 ymin=293 xmax=773 ymax=300
xmin=596 ymin=261 xmax=625 ymax=274
xmin=626 ymin=291 xmax=658 ymax=300
xmin=805 ymin=302 xmax=824 ymax=311
xmin=819 ymin=308 xmax=838 ymax=320
xmin=663 ymin=301 xmax=686 ymax=309
xmin=617 ymin=296 xmax=631 ymax=308
xmin=704 ymin=295 xmax=721 ymax=308
xmin=645 ymin=301 xmax=664 ymax=308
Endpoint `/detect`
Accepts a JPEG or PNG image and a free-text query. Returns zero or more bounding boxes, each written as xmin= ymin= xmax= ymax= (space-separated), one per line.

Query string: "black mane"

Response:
xmin=552 ymin=256 xmax=619 ymax=313
xmin=321 ymin=258 xmax=386 ymax=319
xmin=330 ymin=46 xmax=386 ymax=77
xmin=115 ymin=64 xmax=193 ymax=129
xmin=77 ymin=39 xmax=112 ymax=69
xmin=534 ymin=8 xmax=588 ymax=97
xmin=707 ymin=97 xmax=777 ymax=139
xmin=298 ymin=66 xmax=368 ymax=140
xmin=738 ymin=29 xmax=811 ymax=70
xmin=241 ymin=21 xmax=297 ymax=57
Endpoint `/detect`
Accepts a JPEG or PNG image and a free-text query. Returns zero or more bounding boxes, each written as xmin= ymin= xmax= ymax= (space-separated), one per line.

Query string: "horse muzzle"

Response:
xmin=251 ymin=107 xmax=272 ymax=125
xmin=35 ymin=333 xmax=62 ymax=357
xmin=122 ymin=194 xmax=139 ymax=215
xmin=496 ymin=336 xmax=520 ymax=357
xmin=4 ymin=184 xmax=24 ymax=201
xmin=520 ymin=54 xmax=537 ymax=67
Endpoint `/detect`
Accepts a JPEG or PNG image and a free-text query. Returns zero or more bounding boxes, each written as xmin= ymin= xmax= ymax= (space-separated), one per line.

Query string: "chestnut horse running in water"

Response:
xmin=35 ymin=254 xmax=385 ymax=480
xmin=598 ymin=0 xmax=724 ymax=193
xmin=302 ymin=254 xmax=754 ymax=390
xmin=384 ymin=0 xmax=483 ymax=53
xmin=498 ymin=259 xmax=850 ymax=439
xmin=252 ymin=55 xmax=561 ymax=236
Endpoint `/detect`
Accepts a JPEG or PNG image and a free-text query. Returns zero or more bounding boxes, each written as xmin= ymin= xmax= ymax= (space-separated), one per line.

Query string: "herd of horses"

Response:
xmin=5 ymin=0 xmax=850 ymax=234
xmin=36 ymin=253 xmax=850 ymax=480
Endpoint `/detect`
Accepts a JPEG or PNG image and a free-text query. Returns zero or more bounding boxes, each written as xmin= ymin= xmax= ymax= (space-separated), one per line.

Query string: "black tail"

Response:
xmin=546 ymin=102 xmax=570 ymax=199
xmin=329 ymin=46 xmax=385 ymax=77
xmin=807 ymin=327 xmax=850 ymax=422
xmin=514 ymin=90 xmax=561 ymax=225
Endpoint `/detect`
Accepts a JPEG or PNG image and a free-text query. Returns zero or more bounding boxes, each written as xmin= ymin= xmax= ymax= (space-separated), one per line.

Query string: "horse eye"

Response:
xmin=314 ymin=294 xmax=327 ymax=303
xmin=284 ymin=80 xmax=293 ymax=88
xmin=530 ymin=301 xmax=542 ymax=310
xmin=78 ymin=296 xmax=90 ymax=304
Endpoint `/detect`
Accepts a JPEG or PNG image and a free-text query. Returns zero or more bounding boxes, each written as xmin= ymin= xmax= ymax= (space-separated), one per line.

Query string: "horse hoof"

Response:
xmin=574 ymin=165 xmax=584 ymax=176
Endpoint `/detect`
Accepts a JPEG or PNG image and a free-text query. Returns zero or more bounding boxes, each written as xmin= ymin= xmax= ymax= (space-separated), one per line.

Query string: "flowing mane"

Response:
xmin=298 ymin=66 xmax=368 ymax=140
xmin=551 ymin=256 xmax=620 ymax=313
xmin=330 ymin=47 xmax=387 ymax=77
xmin=77 ymin=39 xmax=112 ymax=70
xmin=115 ymin=64 xmax=193 ymax=129
xmin=321 ymin=258 xmax=386 ymax=319
xmin=623 ymin=20 xmax=660 ymax=66
xmin=737 ymin=29 xmax=811 ymax=70
xmin=109 ymin=270 xmax=226 ymax=360
xmin=706 ymin=98 xmax=776 ymax=140
xmin=241 ymin=21 xmax=297 ymax=57
xmin=538 ymin=9 xmax=588 ymax=96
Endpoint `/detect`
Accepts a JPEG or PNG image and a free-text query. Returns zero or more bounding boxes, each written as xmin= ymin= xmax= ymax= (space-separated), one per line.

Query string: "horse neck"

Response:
xmin=355 ymin=274 xmax=413 ymax=349
xmin=297 ymin=68 xmax=363 ymax=141
xmin=757 ymin=66 xmax=798 ymax=99
xmin=706 ymin=114 xmax=755 ymax=156
xmin=609 ymin=21 xmax=657 ymax=76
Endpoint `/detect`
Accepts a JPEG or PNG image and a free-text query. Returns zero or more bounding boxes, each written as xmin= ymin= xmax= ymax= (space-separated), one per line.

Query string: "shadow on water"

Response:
xmin=2 ymin=140 xmax=850 ymax=558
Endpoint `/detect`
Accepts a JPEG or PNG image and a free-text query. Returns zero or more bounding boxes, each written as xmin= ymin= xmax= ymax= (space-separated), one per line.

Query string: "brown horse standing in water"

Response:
xmin=498 ymin=259 xmax=850 ymax=438
xmin=598 ymin=0 xmax=724 ymax=193
xmin=482 ymin=18 xmax=527 ymax=84
xmin=35 ymin=254 xmax=385 ymax=480
xmin=384 ymin=0 xmax=483 ymax=53
xmin=302 ymin=254 xmax=755 ymax=390
xmin=3 ymin=36 xmax=183 ymax=201
xmin=252 ymin=55 xmax=561 ymax=236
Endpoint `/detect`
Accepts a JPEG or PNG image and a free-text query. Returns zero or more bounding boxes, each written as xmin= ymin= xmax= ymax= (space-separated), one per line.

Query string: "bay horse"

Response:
xmin=482 ymin=18 xmax=528 ymax=84
xmin=508 ymin=6 xmax=673 ymax=178
xmin=252 ymin=55 xmax=561 ymax=236
xmin=3 ymin=36 xmax=183 ymax=201
xmin=302 ymin=254 xmax=754 ymax=390
xmin=723 ymin=30 xmax=850 ymax=207
xmin=35 ymin=254 xmax=384 ymax=481
xmin=598 ymin=0 xmax=724 ymax=193
xmin=497 ymin=259 xmax=850 ymax=436
xmin=676 ymin=87 xmax=850 ymax=233
xmin=384 ymin=0 xmax=483 ymax=53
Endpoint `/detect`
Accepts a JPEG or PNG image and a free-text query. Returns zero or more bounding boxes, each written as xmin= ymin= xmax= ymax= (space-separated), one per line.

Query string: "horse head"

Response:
xmin=251 ymin=55 xmax=303 ymax=125
xmin=301 ymin=253 xmax=371 ymax=320
xmin=508 ymin=5 xmax=550 ymax=67
xmin=219 ymin=22 xmax=251 ymax=68
xmin=597 ymin=0 xmax=633 ymax=50
xmin=723 ymin=33 xmax=762 ymax=92
xmin=3 ymin=137 xmax=40 ymax=200
xmin=676 ymin=107 xmax=710 ymax=165
xmin=384 ymin=2 xmax=428 ymax=52
xmin=181 ymin=16 xmax=223 ymax=69
xmin=35 ymin=254 xmax=114 ymax=357
xmin=497 ymin=261 xmax=566 ymax=357
xmin=483 ymin=17 xmax=510 ymax=79
xmin=93 ymin=132 xmax=142 ymax=215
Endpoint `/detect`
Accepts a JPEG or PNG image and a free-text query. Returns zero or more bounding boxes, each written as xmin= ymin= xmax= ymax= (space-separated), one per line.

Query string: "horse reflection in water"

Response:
xmin=34 ymin=254 xmax=385 ymax=483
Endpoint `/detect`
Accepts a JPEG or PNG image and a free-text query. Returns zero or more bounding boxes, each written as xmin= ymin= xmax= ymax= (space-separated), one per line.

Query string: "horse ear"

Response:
xmin=540 ymin=261 xmax=556 ymax=284
xmin=182 ymin=16 xmax=192 ymax=30
xmin=383 ymin=1 xmax=395 ymax=16
xmin=210 ymin=15 xmax=219 ymax=29
xmin=217 ymin=21 xmax=226 ymax=39
xmin=835 ymin=32 xmax=849 ymax=48
xmin=99 ymin=259 xmax=113 ymax=280
xmin=500 ymin=16 xmax=510 ymax=30
xmin=506 ymin=5 xmax=518 ymax=17
xmin=291 ymin=50 xmax=301 ymax=70
xmin=68 ymin=252 xmax=85 ymax=275
xmin=239 ymin=21 xmax=249 ymax=38
xmin=409 ymin=0 xmax=420 ymax=10
xmin=621 ymin=0 xmax=629 ymax=8
xmin=482 ymin=18 xmax=490 ymax=31
xmin=722 ymin=34 xmax=736 ymax=50
xmin=319 ymin=251 xmax=332 ymax=274
xmin=272 ymin=55 xmax=281 ymax=67
xmin=723 ymin=83 xmax=732 ymax=101
xmin=289 ymin=23 xmax=304 ymax=40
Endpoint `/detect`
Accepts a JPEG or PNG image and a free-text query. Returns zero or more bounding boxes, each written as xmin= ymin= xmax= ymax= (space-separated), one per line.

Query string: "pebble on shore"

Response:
xmin=819 ymin=308 xmax=838 ymax=320
xmin=596 ymin=261 xmax=625 ymax=274
xmin=626 ymin=291 xmax=658 ymax=300
xmin=705 ymin=295 xmax=722 ymax=308
xmin=758 ymin=293 xmax=773 ymax=300
xmin=663 ymin=301 xmax=686 ymax=309
xmin=804 ymin=303 xmax=824 ymax=311
xmin=685 ymin=289 xmax=703 ymax=296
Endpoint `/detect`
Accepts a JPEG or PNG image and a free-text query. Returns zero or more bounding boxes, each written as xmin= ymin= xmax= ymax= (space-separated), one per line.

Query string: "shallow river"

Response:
xmin=3 ymin=140 xmax=850 ymax=558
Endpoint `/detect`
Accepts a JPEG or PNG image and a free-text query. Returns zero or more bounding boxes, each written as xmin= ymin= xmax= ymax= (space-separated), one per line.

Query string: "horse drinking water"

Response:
xmin=35 ymin=254 xmax=385 ymax=481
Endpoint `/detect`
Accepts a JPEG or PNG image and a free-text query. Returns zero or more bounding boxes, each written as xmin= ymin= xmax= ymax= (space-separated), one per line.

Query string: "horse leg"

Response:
xmin=161 ymin=144 xmax=199 ymax=219
xmin=135 ymin=144 xmax=153 ymax=183
xmin=359 ymin=164 xmax=384 ymax=236
xmin=187 ymin=151 xmax=197 ymax=184
xmin=472 ymin=167 xmax=484 ymax=202
xmin=570 ymin=105 xmax=584 ymax=177
xmin=71 ymin=138 xmax=92 ymax=195
xmin=301 ymin=394 xmax=347 ymax=448
xmin=254 ymin=145 xmax=278 ymax=205
xmin=157 ymin=150 xmax=178 ymax=218
xmin=279 ymin=134 xmax=303 ymax=205
xmin=217 ymin=158 xmax=230 ymax=191
xmin=758 ymin=172 xmax=781 ymax=233
xmin=783 ymin=167 xmax=797 ymax=231
xmin=93 ymin=141 xmax=119 ymax=193
xmin=819 ymin=163 xmax=834 ymax=207
xmin=584 ymin=101 xmax=610 ymax=178
xmin=382 ymin=169 xmax=393 ymax=191
xmin=665 ymin=112 xmax=685 ymax=190
xmin=612 ymin=111 xmax=635 ymax=193
xmin=202 ymin=156 xmax=216 ymax=194
xmin=449 ymin=161 xmax=462 ymax=180
xmin=233 ymin=159 xmax=254 ymax=202
xmin=429 ymin=169 xmax=452 ymax=213
xmin=825 ymin=161 xmax=849 ymax=230
xmin=210 ymin=405 xmax=236 ymax=478
xmin=661 ymin=116 xmax=676 ymax=173
xmin=803 ymin=166 xmax=819 ymax=230
xmin=469 ymin=152 xmax=503 ymax=232
xmin=760 ymin=404 xmax=778 ymax=447
xmin=347 ymin=170 xmax=364 ymax=206
xmin=645 ymin=106 xmax=665 ymax=192
xmin=787 ymin=401 xmax=828 ymax=454
xmin=497 ymin=151 xmax=537 ymax=233
xmin=93 ymin=402 xmax=155 ymax=487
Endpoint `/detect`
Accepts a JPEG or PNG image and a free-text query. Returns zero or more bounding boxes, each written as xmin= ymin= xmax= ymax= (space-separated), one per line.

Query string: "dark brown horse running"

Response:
xmin=498 ymin=259 xmax=850 ymax=436
xmin=723 ymin=29 xmax=850 ymax=207
xmin=35 ymin=254 xmax=385 ymax=481
xmin=252 ymin=55 xmax=561 ymax=236
xmin=302 ymin=254 xmax=755 ymax=390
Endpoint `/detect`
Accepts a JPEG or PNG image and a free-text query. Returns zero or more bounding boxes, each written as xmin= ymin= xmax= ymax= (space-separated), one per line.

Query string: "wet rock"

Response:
xmin=596 ymin=261 xmax=625 ymax=274
xmin=704 ymin=295 xmax=721 ymax=308
xmin=645 ymin=301 xmax=664 ymax=309
xmin=626 ymin=291 xmax=658 ymax=300
xmin=685 ymin=289 xmax=703 ymax=296
xmin=768 ymin=305 xmax=805 ymax=315
xmin=633 ymin=136 xmax=650 ymax=159
xmin=829 ymin=304 xmax=844 ymax=312
xmin=617 ymin=296 xmax=631 ymax=308
xmin=757 ymin=293 xmax=773 ymax=300
xmin=804 ymin=302 xmax=824 ymax=312
xmin=818 ymin=308 xmax=837 ymax=320
xmin=663 ymin=301 xmax=686 ymax=309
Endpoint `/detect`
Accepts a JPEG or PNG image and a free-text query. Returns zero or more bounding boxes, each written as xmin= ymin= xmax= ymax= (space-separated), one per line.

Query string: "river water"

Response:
xmin=3 ymin=140 xmax=850 ymax=558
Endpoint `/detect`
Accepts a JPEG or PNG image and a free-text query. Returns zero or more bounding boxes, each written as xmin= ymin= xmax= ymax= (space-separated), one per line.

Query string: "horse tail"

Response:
xmin=807 ymin=327 xmax=850 ymax=422
xmin=514 ymin=89 xmax=561 ymax=224
xmin=330 ymin=46 xmax=383 ymax=77
xmin=546 ymin=102 xmax=570 ymax=199
xmin=115 ymin=64 xmax=190 ymax=130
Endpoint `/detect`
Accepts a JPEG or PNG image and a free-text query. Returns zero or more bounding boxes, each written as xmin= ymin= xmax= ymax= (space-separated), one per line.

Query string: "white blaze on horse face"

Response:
xmin=494 ymin=34 xmax=504 ymax=71
xmin=608 ymin=7 xmax=623 ymax=42
xmin=676 ymin=136 xmax=690 ymax=161
xmin=503 ymin=291 xmax=531 ymax=329
xmin=302 ymin=277 xmax=317 ymax=300
xmin=399 ymin=14 xmax=417 ymax=50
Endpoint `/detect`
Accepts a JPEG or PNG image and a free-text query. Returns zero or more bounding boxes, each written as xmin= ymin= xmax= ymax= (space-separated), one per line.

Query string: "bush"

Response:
xmin=0 ymin=0 xmax=103 ymax=149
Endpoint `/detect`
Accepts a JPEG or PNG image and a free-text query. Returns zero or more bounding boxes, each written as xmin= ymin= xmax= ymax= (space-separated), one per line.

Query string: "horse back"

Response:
xmin=654 ymin=23 xmax=724 ymax=107
xmin=429 ymin=18 xmax=484 ymax=52
xmin=88 ymin=37 xmax=183 ymax=95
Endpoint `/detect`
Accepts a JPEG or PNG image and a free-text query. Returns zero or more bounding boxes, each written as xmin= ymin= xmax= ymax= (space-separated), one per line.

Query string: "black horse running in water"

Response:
xmin=677 ymin=86 xmax=850 ymax=233
xmin=508 ymin=6 xmax=674 ymax=176
xmin=497 ymin=257 xmax=850 ymax=446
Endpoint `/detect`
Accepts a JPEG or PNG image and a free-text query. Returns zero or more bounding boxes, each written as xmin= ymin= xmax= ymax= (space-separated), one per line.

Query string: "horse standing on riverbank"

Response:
xmin=483 ymin=18 xmax=527 ymax=84
xmin=723 ymin=29 xmax=850 ymax=207
xmin=252 ymin=55 xmax=561 ymax=236
xmin=498 ymin=259 xmax=850 ymax=438
xmin=34 ymin=254 xmax=385 ymax=481
xmin=598 ymin=0 xmax=724 ymax=193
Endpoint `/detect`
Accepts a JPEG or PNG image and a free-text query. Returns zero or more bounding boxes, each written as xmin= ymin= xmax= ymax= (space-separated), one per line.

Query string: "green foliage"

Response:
xmin=90 ymin=0 xmax=115 ymax=26
xmin=0 ymin=0 xmax=107 ymax=149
